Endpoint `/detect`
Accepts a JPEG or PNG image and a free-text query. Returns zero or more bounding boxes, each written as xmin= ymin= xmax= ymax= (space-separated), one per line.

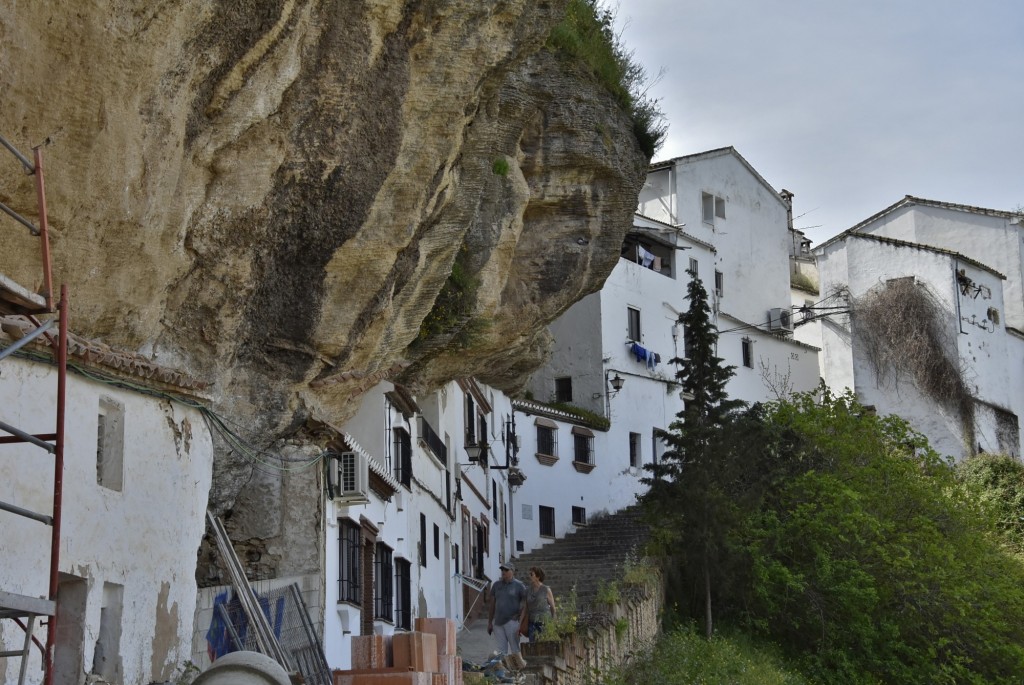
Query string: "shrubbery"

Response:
xmin=641 ymin=274 xmax=1024 ymax=683
xmin=646 ymin=389 xmax=1024 ymax=683
xmin=547 ymin=0 xmax=666 ymax=158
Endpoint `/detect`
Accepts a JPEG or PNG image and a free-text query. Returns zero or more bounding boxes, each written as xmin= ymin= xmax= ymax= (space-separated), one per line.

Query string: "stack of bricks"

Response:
xmin=333 ymin=618 xmax=462 ymax=685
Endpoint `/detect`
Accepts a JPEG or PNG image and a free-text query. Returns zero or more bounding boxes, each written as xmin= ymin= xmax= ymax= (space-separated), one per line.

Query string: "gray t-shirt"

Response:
xmin=527 ymin=583 xmax=551 ymax=622
xmin=491 ymin=578 xmax=527 ymax=624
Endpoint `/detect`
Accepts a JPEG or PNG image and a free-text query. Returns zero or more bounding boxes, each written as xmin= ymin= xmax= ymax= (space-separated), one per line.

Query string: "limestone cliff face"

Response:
xmin=0 ymin=1 xmax=646 ymax=575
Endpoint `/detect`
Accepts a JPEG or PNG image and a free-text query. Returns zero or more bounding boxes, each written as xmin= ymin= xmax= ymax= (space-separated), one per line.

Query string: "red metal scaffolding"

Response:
xmin=0 ymin=133 xmax=66 ymax=685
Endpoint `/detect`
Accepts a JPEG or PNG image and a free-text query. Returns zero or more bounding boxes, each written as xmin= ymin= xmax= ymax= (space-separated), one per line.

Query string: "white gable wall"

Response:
xmin=0 ymin=356 xmax=213 ymax=685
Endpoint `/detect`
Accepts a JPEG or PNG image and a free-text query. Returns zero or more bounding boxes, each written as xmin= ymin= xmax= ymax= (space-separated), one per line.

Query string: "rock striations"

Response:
xmin=0 ymin=1 xmax=648 ymax=574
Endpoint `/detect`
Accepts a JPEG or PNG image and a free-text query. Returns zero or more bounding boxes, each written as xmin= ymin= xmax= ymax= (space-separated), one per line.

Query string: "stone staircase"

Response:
xmin=514 ymin=506 xmax=650 ymax=612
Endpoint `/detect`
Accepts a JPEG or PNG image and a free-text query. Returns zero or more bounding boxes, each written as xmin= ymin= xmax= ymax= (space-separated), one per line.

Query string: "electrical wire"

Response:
xmin=1 ymin=340 xmax=327 ymax=473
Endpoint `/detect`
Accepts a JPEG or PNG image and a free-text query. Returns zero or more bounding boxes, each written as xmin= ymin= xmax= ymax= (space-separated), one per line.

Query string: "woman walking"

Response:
xmin=526 ymin=566 xmax=556 ymax=642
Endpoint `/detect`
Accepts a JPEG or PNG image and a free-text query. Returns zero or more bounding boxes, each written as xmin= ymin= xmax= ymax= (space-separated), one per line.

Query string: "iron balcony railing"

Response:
xmin=417 ymin=415 xmax=447 ymax=466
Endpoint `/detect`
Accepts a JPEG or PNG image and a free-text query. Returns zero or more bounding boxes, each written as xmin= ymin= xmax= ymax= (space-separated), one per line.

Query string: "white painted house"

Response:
xmin=317 ymin=378 xmax=518 ymax=670
xmin=814 ymin=197 xmax=1024 ymax=460
xmin=515 ymin=147 xmax=820 ymax=555
xmin=0 ymin=301 xmax=214 ymax=685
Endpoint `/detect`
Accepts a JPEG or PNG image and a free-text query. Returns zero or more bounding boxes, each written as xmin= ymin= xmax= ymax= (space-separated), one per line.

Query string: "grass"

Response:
xmin=601 ymin=625 xmax=810 ymax=685
xmin=547 ymin=0 xmax=666 ymax=158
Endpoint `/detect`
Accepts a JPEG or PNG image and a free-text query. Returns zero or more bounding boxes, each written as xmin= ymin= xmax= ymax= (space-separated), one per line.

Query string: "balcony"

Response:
xmin=417 ymin=415 xmax=447 ymax=466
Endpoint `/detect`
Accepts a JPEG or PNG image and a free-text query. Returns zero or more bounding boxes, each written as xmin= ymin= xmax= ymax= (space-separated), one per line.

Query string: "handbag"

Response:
xmin=519 ymin=613 xmax=529 ymax=636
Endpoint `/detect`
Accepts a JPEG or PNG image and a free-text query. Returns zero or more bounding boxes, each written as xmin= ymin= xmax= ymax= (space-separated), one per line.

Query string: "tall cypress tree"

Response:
xmin=643 ymin=273 xmax=746 ymax=637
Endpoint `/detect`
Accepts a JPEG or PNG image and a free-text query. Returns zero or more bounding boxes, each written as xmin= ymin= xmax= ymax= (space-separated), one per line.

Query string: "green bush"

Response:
xmin=956 ymin=452 xmax=1024 ymax=555
xmin=602 ymin=625 xmax=808 ymax=685
xmin=547 ymin=0 xmax=666 ymax=158
xmin=741 ymin=391 xmax=1024 ymax=683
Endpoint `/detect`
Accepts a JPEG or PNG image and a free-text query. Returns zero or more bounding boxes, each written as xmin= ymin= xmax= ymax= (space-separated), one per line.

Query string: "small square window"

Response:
xmin=627 ymin=307 xmax=641 ymax=342
xmin=572 ymin=506 xmax=587 ymax=526
xmin=702 ymin=192 xmax=715 ymax=223
xmin=554 ymin=377 xmax=573 ymax=403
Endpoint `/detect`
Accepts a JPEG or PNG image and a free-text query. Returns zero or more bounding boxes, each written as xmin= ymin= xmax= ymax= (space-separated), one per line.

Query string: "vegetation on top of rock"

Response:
xmin=548 ymin=0 xmax=667 ymax=158
xmin=543 ymin=401 xmax=611 ymax=430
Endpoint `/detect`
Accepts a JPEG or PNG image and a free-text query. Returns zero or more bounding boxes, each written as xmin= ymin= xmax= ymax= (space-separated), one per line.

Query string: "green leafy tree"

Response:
xmin=741 ymin=390 xmax=1024 ymax=684
xmin=956 ymin=452 xmax=1024 ymax=554
xmin=643 ymin=273 xmax=747 ymax=638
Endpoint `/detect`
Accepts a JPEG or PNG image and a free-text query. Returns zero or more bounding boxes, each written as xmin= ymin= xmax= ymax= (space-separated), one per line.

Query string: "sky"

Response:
xmin=614 ymin=0 xmax=1024 ymax=246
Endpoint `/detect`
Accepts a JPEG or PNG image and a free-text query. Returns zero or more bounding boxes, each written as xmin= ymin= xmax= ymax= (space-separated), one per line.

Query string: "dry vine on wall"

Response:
xmin=851 ymin=278 xmax=975 ymax=448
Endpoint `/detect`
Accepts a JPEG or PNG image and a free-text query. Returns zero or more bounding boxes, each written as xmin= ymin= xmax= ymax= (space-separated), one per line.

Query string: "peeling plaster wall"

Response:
xmin=0 ymin=355 xmax=213 ymax=685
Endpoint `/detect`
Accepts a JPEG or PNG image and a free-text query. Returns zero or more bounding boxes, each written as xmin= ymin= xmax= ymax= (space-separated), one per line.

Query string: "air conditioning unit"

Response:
xmin=767 ymin=307 xmax=794 ymax=334
xmin=329 ymin=451 xmax=369 ymax=503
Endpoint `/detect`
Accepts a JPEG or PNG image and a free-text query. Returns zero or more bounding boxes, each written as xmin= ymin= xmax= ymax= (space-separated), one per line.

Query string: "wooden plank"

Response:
xmin=0 ymin=590 xmax=55 ymax=617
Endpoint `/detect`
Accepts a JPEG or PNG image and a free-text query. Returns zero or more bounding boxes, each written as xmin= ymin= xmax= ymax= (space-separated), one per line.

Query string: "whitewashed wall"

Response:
xmin=855 ymin=204 xmax=1024 ymax=329
xmin=0 ymin=355 xmax=213 ymax=685
xmin=816 ymin=234 xmax=1020 ymax=460
xmin=321 ymin=381 xmax=511 ymax=670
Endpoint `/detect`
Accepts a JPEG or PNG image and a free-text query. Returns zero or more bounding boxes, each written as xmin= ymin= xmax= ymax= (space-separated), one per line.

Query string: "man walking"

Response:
xmin=487 ymin=561 xmax=527 ymax=660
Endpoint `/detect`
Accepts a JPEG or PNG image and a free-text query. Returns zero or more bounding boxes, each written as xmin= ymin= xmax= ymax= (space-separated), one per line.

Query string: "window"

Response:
xmin=473 ymin=521 xmax=485 ymax=578
xmin=339 ymin=519 xmax=361 ymax=604
xmin=742 ymin=337 xmax=754 ymax=369
xmin=433 ymin=523 xmax=440 ymax=559
xmin=516 ymin=540 xmax=525 ymax=552
xmin=702 ymin=192 xmax=725 ymax=224
xmin=465 ymin=394 xmax=476 ymax=445
xmin=96 ymin=397 xmax=124 ymax=491
xmin=395 ymin=558 xmax=411 ymax=630
xmin=393 ymin=427 xmax=412 ymax=487
xmin=419 ymin=514 xmax=427 ymax=568
xmin=492 ymin=479 xmax=499 ymax=518
xmin=537 ymin=424 xmax=557 ymax=456
xmin=652 ymin=431 xmax=662 ymax=465
xmin=539 ymin=505 xmax=555 ymax=538
xmin=627 ymin=306 xmax=641 ymax=342
xmin=374 ymin=543 xmax=393 ymax=621
xmin=688 ymin=257 xmax=698 ymax=278
xmin=572 ymin=506 xmax=587 ymax=526
xmin=554 ymin=377 xmax=573 ymax=403
xmin=715 ymin=270 xmax=724 ymax=296
xmin=573 ymin=432 xmax=594 ymax=465
xmin=92 ymin=583 xmax=123 ymax=680
xmin=682 ymin=325 xmax=694 ymax=360
xmin=629 ymin=432 xmax=641 ymax=468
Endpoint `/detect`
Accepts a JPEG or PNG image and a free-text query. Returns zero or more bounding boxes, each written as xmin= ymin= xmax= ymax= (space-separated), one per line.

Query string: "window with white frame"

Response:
xmin=688 ymin=257 xmax=698 ymax=278
xmin=715 ymin=270 xmax=724 ymax=297
xmin=393 ymin=427 xmax=412 ymax=487
xmin=627 ymin=306 xmax=641 ymax=342
xmin=702 ymin=192 xmax=726 ymax=224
